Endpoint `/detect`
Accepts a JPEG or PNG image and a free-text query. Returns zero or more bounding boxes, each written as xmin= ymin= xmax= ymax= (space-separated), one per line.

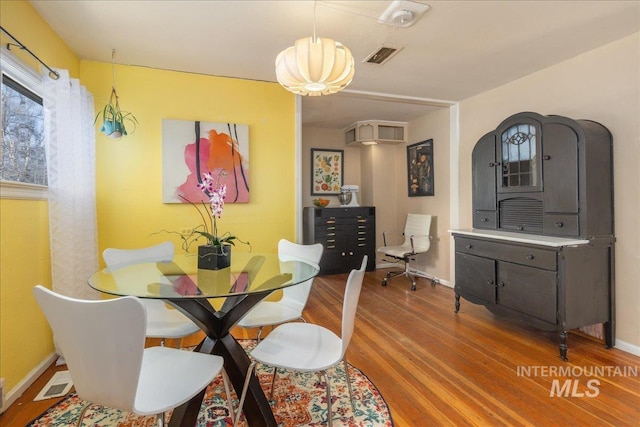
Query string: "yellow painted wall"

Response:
xmin=80 ymin=61 xmax=296 ymax=260
xmin=1 ymin=0 xmax=296 ymax=399
xmin=0 ymin=0 xmax=80 ymax=393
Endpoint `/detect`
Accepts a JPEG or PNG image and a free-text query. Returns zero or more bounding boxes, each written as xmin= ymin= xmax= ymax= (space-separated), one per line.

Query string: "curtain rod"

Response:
xmin=1 ymin=25 xmax=60 ymax=80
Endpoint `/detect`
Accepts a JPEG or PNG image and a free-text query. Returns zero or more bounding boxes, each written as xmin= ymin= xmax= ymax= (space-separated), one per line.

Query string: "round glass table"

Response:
xmin=88 ymin=251 xmax=319 ymax=427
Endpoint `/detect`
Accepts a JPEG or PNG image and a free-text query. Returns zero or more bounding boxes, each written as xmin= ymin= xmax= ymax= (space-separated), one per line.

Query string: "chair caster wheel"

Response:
xmin=431 ymin=279 xmax=437 ymax=287
xmin=382 ymin=278 xmax=387 ymax=286
xmin=386 ymin=271 xmax=391 ymax=278
xmin=411 ymin=282 xmax=416 ymax=291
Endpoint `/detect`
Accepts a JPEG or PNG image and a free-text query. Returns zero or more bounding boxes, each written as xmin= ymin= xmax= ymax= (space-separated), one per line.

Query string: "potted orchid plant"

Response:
xmin=180 ymin=169 xmax=247 ymax=270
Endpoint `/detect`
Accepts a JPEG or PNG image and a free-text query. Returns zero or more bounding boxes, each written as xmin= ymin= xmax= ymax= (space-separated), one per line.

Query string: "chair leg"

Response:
xmin=221 ymin=368 xmax=236 ymax=422
xmin=269 ymin=367 xmax=278 ymax=400
xmin=343 ymin=356 xmax=355 ymax=412
xmin=320 ymin=371 xmax=333 ymax=427
xmin=234 ymin=361 xmax=257 ymax=426
xmin=75 ymin=402 xmax=92 ymax=427
xmin=155 ymin=412 xmax=164 ymax=427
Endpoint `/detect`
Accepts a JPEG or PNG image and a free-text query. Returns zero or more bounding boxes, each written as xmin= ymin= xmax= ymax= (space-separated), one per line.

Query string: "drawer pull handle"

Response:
xmin=542 ymin=155 xmax=551 ymax=160
xmin=498 ymin=282 xmax=506 ymax=287
xmin=481 ymin=217 xmax=488 ymax=222
xmin=465 ymin=244 xmax=473 ymax=250
xmin=489 ymin=162 xmax=501 ymax=167
xmin=526 ymin=254 xmax=535 ymax=260
xmin=349 ymin=251 xmax=354 ymax=256
xmin=487 ymin=280 xmax=494 ymax=286
xmin=555 ymin=221 xmax=564 ymax=228
xmin=517 ymin=226 xmax=524 ymax=231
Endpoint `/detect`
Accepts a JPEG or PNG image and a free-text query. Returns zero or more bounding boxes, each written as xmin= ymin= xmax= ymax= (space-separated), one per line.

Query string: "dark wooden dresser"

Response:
xmin=451 ymin=112 xmax=614 ymax=360
xmin=303 ymin=206 xmax=376 ymax=275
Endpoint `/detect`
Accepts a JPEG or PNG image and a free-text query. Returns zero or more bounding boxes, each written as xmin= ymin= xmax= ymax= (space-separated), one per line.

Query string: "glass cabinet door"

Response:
xmin=498 ymin=121 xmax=542 ymax=193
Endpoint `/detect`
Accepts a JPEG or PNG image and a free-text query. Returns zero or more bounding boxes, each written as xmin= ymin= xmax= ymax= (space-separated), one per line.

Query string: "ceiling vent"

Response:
xmin=365 ymin=46 xmax=402 ymax=65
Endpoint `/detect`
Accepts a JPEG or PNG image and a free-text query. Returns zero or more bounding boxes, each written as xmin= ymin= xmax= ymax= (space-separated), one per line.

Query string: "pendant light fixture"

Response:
xmin=275 ymin=1 xmax=355 ymax=96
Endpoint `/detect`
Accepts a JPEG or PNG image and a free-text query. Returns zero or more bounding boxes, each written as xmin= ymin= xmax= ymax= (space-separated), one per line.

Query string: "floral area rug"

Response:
xmin=28 ymin=340 xmax=393 ymax=426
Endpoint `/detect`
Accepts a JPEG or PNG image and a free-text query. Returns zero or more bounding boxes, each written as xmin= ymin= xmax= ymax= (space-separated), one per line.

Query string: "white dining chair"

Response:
xmin=33 ymin=285 xmax=234 ymax=427
xmin=103 ymin=241 xmax=200 ymax=347
xmin=235 ymin=256 xmax=367 ymax=427
xmin=236 ymin=239 xmax=323 ymax=342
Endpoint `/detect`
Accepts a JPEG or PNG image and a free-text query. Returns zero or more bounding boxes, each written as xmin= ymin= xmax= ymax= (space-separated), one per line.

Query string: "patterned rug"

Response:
xmin=28 ymin=340 xmax=393 ymax=426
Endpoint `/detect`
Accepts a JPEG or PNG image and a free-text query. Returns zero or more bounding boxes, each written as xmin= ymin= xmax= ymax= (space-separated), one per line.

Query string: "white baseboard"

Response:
xmin=0 ymin=352 xmax=57 ymax=414
xmin=614 ymin=339 xmax=640 ymax=357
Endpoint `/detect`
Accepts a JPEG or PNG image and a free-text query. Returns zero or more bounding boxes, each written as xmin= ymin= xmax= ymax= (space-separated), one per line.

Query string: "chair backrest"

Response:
xmin=403 ymin=213 xmax=432 ymax=253
xmin=103 ymin=241 xmax=177 ymax=313
xmin=278 ymin=239 xmax=323 ymax=309
xmin=33 ymin=285 xmax=145 ymax=413
xmin=340 ymin=255 xmax=368 ymax=357
xmin=103 ymin=241 xmax=175 ymax=269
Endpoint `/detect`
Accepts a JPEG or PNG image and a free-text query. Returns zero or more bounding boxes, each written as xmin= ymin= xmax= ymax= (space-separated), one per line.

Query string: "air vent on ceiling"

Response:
xmin=365 ymin=46 xmax=402 ymax=65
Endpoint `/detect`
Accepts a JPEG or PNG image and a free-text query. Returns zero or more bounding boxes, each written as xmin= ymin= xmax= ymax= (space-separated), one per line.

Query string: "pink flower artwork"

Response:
xmin=162 ymin=120 xmax=249 ymax=203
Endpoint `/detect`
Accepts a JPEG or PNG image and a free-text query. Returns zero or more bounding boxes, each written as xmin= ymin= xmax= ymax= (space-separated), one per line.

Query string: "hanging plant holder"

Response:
xmin=95 ymin=49 xmax=138 ymax=139
xmin=96 ymin=87 xmax=137 ymax=138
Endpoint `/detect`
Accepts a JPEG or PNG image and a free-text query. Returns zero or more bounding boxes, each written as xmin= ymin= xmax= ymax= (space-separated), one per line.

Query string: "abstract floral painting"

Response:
xmin=162 ymin=119 xmax=249 ymax=203
xmin=311 ymin=148 xmax=343 ymax=195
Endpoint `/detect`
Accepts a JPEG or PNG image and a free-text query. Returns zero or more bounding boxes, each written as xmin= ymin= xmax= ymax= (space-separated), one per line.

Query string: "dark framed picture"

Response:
xmin=311 ymin=148 xmax=344 ymax=195
xmin=407 ymin=139 xmax=434 ymax=197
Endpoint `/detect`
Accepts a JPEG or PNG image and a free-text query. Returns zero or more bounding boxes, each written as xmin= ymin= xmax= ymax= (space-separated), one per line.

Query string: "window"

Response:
xmin=0 ymin=48 xmax=47 ymax=199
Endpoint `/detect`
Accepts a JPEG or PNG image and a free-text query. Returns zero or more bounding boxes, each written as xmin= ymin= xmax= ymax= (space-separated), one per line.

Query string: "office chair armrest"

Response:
xmin=408 ymin=234 xmax=432 ymax=252
xmin=382 ymin=231 xmax=403 ymax=246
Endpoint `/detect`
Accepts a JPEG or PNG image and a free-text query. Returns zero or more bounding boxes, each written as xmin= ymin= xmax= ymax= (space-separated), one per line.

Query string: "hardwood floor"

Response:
xmin=3 ymin=269 xmax=639 ymax=426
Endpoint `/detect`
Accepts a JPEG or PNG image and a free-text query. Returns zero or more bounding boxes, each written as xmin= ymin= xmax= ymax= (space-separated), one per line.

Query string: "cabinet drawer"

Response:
xmin=543 ymin=214 xmax=579 ymax=237
xmin=473 ymin=210 xmax=497 ymax=229
xmin=455 ymin=237 xmax=557 ymax=271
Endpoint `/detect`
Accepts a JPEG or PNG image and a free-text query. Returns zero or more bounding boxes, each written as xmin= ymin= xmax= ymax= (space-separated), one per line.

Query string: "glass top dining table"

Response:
xmin=88 ymin=251 xmax=319 ymax=427
xmin=88 ymin=251 xmax=319 ymax=300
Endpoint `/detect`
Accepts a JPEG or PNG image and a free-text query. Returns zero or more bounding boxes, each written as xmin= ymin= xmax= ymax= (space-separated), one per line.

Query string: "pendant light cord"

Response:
xmin=312 ymin=0 xmax=317 ymax=42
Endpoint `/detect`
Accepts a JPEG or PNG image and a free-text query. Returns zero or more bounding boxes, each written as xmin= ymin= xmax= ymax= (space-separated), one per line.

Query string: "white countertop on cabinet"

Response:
xmin=449 ymin=229 xmax=589 ymax=247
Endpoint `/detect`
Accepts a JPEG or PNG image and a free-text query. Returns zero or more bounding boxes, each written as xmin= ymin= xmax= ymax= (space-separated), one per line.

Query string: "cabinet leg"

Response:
xmin=454 ymin=294 xmax=460 ymax=313
xmin=559 ymin=331 xmax=568 ymax=361
xmin=603 ymin=321 xmax=614 ymax=349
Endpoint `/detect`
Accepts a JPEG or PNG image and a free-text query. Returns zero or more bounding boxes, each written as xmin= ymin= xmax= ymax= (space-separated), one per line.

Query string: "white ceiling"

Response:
xmin=30 ymin=0 xmax=640 ymax=129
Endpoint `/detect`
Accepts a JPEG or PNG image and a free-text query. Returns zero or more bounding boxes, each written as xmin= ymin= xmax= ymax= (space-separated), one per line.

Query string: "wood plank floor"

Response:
xmin=3 ymin=269 xmax=639 ymax=426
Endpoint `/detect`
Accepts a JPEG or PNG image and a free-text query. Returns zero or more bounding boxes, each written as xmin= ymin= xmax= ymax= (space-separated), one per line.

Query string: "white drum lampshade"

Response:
xmin=275 ymin=36 xmax=355 ymax=96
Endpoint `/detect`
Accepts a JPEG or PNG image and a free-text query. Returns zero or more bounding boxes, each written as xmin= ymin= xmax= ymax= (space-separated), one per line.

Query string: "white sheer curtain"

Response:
xmin=43 ymin=69 xmax=99 ymax=299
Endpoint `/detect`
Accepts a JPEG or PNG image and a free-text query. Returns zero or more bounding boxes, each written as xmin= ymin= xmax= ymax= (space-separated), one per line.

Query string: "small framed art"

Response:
xmin=407 ymin=139 xmax=434 ymax=197
xmin=311 ymin=148 xmax=343 ymax=195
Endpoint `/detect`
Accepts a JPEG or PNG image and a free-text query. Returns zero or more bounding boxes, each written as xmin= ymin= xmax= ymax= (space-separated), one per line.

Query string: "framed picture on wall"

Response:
xmin=311 ymin=148 xmax=344 ymax=195
xmin=407 ymin=139 xmax=434 ymax=197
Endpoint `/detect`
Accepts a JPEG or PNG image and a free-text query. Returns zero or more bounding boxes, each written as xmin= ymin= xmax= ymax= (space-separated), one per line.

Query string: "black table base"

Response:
xmin=167 ymin=292 xmax=277 ymax=427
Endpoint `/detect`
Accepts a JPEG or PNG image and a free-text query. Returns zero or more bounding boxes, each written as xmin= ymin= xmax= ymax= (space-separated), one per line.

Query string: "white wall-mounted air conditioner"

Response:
xmin=344 ymin=120 xmax=407 ymax=146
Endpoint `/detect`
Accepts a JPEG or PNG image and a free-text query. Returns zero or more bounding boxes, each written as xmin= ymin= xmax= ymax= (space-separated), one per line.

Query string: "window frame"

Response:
xmin=0 ymin=46 xmax=48 ymax=200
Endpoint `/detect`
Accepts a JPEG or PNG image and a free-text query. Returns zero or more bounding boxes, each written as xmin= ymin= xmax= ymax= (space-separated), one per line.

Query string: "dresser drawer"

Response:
xmin=543 ymin=214 xmax=579 ymax=237
xmin=455 ymin=237 xmax=557 ymax=271
xmin=473 ymin=210 xmax=497 ymax=229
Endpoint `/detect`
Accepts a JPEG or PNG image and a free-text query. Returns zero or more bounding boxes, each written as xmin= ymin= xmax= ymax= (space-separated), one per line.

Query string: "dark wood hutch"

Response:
xmin=451 ymin=112 xmax=615 ymax=360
